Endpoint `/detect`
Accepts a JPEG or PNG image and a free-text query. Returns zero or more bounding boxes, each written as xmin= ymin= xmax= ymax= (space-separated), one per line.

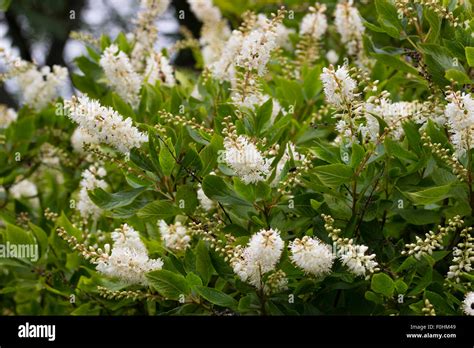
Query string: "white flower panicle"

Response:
xmin=96 ymin=224 xmax=163 ymax=285
xmin=210 ymin=30 xmax=244 ymax=81
xmin=231 ymin=228 xmax=284 ymax=289
xmin=188 ymin=0 xmax=222 ymax=23
xmin=1 ymin=47 xmax=68 ymax=110
xmin=321 ymin=65 xmax=357 ymax=108
xmin=0 ymin=104 xmax=17 ymax=128
xmin=463 ymin=292 xmax=474 ymax=316
xmin=158 ymin=220 xmax=191 ymax=251
xmin=334 ymin=0 xmax=365 ymax=56
xmin=403 ymin=216 xmax=464 ymax=260
xmin=235 ymin=20 xmax=278 ymax=76
xmin=131 ymin=0 xmax=171 ymax=70
xmin=444 ymin=91 xmax=474 ymax=156
xmin=339 ymin=243 xmax=378 ymax=277
xmin=323 ymin=214 xmax=379 ymax=278
xmin=223 ymin=135 xmax=271 ymax=184
xmin=99 ymin=44 xmax=142 ymax=106
xmin=144 ymin=52 xmax=176 ymax=87
xmin=10 ymin=179 xmax=39 ymax=209
xmin=362 ymin=96 xmax=445 ymax=142
xmin=447 ymin=226 xmax=473 ymax=283
xmin=10 ymin=179 xmax=38 ymax=200
xmin=300 ymin=5 xmax=328 ymax=41
xmin=289 ymin=236 xmax=335 ymax=277
xmin=77 ymin=165 xmax=107 ymax=220
xmin=257 ymin=14 xmax=293 ymax=51
xmin=1 ymin=47 xmax=67 ymax=110
xmin=64 ymin=95 xmax=148 ymax=154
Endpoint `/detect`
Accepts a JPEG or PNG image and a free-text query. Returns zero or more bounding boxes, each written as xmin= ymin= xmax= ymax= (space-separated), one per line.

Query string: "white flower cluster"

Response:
xmin=231 ymin=228 xmax=284 ymax=289
xmin=131 ymin=0 xmax=171 ymax=70
xmin=299 ymin=5 xmax=328 ymax=41
xmin=257 ymin=14 xmax=293 ymax=51
xmin=211 ymin=11 xmax=285 ymax=81
xmin=0 ymin=104 xmax=17 ymax=128
xmin=223 ymin=135 xmax=271 ymax=184
xmin=158 ymin=220 xmax=191 ymax=252
xmin=463 ymin=291 xmax=474 ymax=316
xmin=10 ymin=179 xmax=39 ymax=208
xmin=447 ymin=226 xmax=473 ymax=283
xmin=188 ymin=0 xmax=231 ymax=65
xmin=77 ymin=165 xmax=107 ymax=221
xmin=444 ymin=91 xmax=474 ymax=157
xmin=289 ymin=236 xmax=335 ymax=277
xmin=1 ymin=45 xmax=67 ymax=111
xmin=339 ymin=243 xmax=378 ymax=277
xmin=211 ymin=30 xmax=244 ymax=81
xmin=16 ymin=65 xmax=68 ymax=111
xmin=144 ymin=52 xmax=176 ymax=87
xmin=334 ymin=0 xmax=365 ymax=56
xmin=96 ymin=224 xmax=163 ymax=285
xmin=321 ymin=65 xmax=357 ymax=108
xmin=323 ymin=214 xmax=379 ymax=278
xmin=64 ymin=95 xmax=148 ymax=154
xmin=100 ymin=44 xmax=142 ymax=107
xmin=363 ymin=98 xmax=441 ymax=141
xmin=234 ymin=21 xmax=278 ymax=77
xmin=10 ymin=179 xmax=38 ymax=200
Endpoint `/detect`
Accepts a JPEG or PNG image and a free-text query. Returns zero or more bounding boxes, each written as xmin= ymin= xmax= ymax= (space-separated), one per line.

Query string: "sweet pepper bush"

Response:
xmin=0 ymin=0 xmax=473 ymax=316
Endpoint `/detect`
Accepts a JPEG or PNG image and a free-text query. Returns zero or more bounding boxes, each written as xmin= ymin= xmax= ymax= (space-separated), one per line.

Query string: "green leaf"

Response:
xmin=365 ymin=290 xmax=384 ymax=304
xmin=159 ymin=138 xmax=176 ymax=176
xmin=88 ymin=187 xmax=147 ymax=210
xmin=385 ymin=138 xmax=418 ymax=162
xmin=465 ymin=47 xmax=474 ymax=67
xmin=137 ymin=200 xmax=181 ymax=221
xmin=445 ymin=69 xmax=471 ymax=85
xmin=146 ymin=270 xmax=190 ymax=300
xmin=199 ymin=134 xmax=222 ymax=176
xmin=350 ymin=143 xmax=365 ymax=168
xmin=425 ymin=290 xmax=454 ymax=315
xmin=312 ymin=164 xmax=353 ymax=188
xmin=202 ymin=175 xmax=251 ymax=206
xmin=375 ymin=0 xmax=403 ymax=39
xmin=371 ymin=273 xmax=394 ymax=297
xmin=403 ymin=184 xmax=452 ymax=205
xmin=407 ymin=268 xmax=432 ymax=296
xmin=395 ymin=279 xmax=408 ymax=294
xmin=195 ymin=285 xmax=238 ymax=309
xmin=175 ymin=185 xmax=198 ymax=214
xmin=195 ymin=241 xmax=213 ymax=285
